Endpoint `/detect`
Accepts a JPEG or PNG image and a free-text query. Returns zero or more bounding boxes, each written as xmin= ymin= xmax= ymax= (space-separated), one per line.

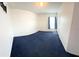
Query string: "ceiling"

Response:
xmin=8 ymin=2 xmax=62 ymax=13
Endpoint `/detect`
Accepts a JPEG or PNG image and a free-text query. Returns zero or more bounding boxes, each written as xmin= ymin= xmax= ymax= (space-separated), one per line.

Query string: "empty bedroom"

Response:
xmin=0 ymin=2 xmax=79 ymax=57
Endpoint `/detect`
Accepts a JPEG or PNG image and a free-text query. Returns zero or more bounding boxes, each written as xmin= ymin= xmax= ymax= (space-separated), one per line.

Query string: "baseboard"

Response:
xmin=66 ymin=52 xmax=79 ymax=57
xmin=57 ymin=31 xmax=79 ymax=57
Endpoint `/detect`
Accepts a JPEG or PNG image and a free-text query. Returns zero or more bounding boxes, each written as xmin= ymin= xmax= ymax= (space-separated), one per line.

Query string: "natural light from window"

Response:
xmin=49 ymin=16 xmax=55 ymax=29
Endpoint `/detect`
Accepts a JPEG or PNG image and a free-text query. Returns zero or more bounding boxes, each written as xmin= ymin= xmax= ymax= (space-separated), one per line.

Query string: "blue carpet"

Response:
xmin=10 ymin=31 xmax=77 ymax=57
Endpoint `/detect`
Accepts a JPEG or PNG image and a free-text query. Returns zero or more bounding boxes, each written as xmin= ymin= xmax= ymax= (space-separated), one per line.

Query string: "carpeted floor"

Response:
xmin=10 ymin=31 xmax=77 ymax=57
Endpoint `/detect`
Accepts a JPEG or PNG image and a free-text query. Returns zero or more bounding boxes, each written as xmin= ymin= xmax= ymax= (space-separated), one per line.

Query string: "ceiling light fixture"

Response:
xmin=33 ymin=2 xmax=48 ymax=8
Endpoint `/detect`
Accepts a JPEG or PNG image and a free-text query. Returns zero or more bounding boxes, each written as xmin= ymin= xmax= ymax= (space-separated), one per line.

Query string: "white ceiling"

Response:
xmin=8 ymin=2 xmax=62 ymax=13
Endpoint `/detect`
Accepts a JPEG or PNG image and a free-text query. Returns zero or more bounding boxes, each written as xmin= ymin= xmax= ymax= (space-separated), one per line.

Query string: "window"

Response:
xmin=48 ymin=16 xmax=57 ymax=29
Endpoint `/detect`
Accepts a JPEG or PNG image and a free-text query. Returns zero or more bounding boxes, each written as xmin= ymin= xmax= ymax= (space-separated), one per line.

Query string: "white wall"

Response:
xmin=9 ymin=8 xmax=56 ymax=36
xmin=37 ymin=13 xmax=56 ymax=31
xmin=58 ymin=2 xmax=79 ymax=56
xmin=67 ymin=3 xmax=79 ymax=56
xmin=0 ymin=5 xmax=13 ymax=57
xmin=9 ymin=9 xmax=38 ymax=37
xmin=57 ymin=3 xmax=74 ymax=50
